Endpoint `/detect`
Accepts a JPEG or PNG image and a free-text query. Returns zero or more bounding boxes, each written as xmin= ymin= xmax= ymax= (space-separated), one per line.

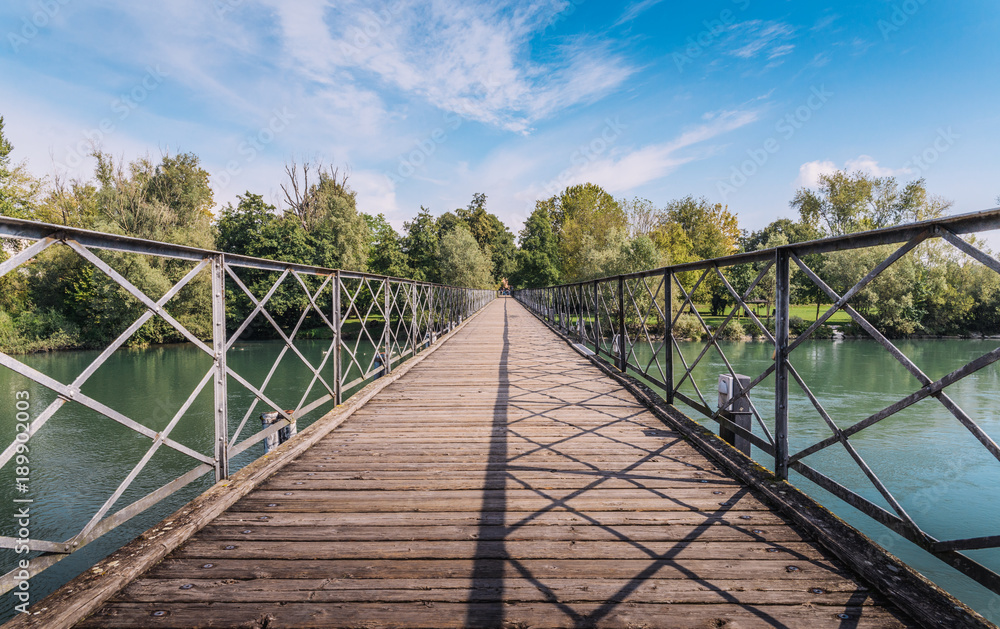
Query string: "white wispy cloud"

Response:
xmin=569 ymin=109 xmax=759 ymax=192
xmin=508 ymin=107 xmax=760 ymax=208
xmin=795 ymin=155 xmax=914 ymax=188
xmin=811 ymin=14 xmax=839 ymax=32
xmin=727 ymin=21 xmax=797 ymax=61
xmin=614 ymin=0 xmax=666 ymax=27
xmin=264 ymin=0 xmax=636 ymax=133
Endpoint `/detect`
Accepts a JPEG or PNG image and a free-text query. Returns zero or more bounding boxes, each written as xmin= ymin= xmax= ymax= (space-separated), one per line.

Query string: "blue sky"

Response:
xmin=1 ymin=0 xmax=998 ymax=235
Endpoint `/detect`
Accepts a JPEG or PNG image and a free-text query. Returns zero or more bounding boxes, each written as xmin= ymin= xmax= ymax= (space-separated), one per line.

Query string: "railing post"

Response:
xmin=578 ymin=283 xmax=585 ymax=342
xmin=429 ymin=286 xmax=436 ymax=338
xmin=775 ymin=248 xmax=790 ymax=479
xmin=552 ymin=287 xmax=557 ymax=325
xmin=333 ymin=271 xmax=342 ymax=405
xmin=665 ymin=269 xmax=673 ymax=405
xmin=617 ymin=276 xmax=626 ymax=372
xmin=558 ymin=286 xmax=564 ymax=330
xmin=411 ymin=280 xmax=418 ymax=354
xmin=554 ymin=286 xmax=560 ymax=328
xmin=383 ymin=278 xmax=391 ymax=375
xmin=211 ymin=254 xmax=229 ymax=482
xmin=567 ymin=285 xmax=572 ymax=333
xmin=564 ymin=286 xmax=570 ymax=332
xmin=594 ymin=281 xmax=600 ymax=355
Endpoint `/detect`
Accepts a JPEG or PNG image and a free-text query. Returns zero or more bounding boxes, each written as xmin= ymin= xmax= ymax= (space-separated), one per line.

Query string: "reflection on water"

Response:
xmin=0 ymin=338 xmax=382 ymax=622
xmin=639 ymin=337 xmax=1000 ymax=621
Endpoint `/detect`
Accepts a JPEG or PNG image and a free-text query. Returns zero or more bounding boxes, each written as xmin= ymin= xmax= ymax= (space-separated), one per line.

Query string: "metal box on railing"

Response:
xmin=718 ymin=374 xmax=751 ymax=456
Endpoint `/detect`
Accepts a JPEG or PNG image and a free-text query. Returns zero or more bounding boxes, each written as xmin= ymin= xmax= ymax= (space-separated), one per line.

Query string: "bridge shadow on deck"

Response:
xmin=466 ymin=300 xmax=511 ymax=626
xmin=464 ymin=301 xmax=874 ymax=629
xmin=68 ymin=298 xmax=896 ymax=629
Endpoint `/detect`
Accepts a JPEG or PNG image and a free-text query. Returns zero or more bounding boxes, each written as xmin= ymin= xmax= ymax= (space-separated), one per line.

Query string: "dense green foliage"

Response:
xmin=0 ymin=114 xmax=997 ymax=352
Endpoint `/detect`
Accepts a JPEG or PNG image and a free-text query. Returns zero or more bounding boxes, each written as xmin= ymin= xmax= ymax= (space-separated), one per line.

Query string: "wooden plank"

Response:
xmin=196 ymin=523 xmax=810 ymax=543
xmin=141 ymin=558 xmax=855 ymax=581
xmin=64 ymin=299 xmax=922 ymax=629
xmin=210 ymin=509 xmax=792 ymax=528
xmin=76 ymin=601 xmax=912 ymax=629
xmin=256 ymin=477 xmax=742 ymax=490
xmin=118 ymin=577 xmax=879 ymax=604
xmin=170 ymin=539 xmax=830 ymax=562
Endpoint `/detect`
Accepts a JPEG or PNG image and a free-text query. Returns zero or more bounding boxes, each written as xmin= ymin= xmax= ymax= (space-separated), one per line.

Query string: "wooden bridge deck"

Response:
xmin=76 ymin=298 xmax=914 ymax=628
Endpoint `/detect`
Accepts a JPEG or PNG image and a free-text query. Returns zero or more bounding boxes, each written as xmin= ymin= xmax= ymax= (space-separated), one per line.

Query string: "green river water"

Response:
xmin=0 ymin=336 xmax=998 ymax=623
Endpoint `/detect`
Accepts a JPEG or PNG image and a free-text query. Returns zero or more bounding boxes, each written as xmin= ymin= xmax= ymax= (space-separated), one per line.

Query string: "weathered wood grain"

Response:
xmin=68 ymin=298 xmax=918 ymax=629
xmin=78 ymin=601 xmax=910 ymax=629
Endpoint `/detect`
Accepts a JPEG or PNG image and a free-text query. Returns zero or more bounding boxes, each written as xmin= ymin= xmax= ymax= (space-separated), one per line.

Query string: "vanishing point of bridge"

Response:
xmin=39 ymin=299 xmax=918 ymax=627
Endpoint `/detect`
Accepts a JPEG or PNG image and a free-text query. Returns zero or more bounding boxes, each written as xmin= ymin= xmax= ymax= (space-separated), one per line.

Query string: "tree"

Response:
xmin=438 ymin=225 xmax=493 ymax=289
xmin=403 ymin=207 xmax=440 ymax=283
xmin=511 ymin=201 xmax=560 ymax=288
xmin=215 ymin=193 xmax=312 ymax=336
xmin=550 ymin=183 xmax=627 ymax=282
xmin=823 ymin=245 xmax=923 ymax=336
xmin=364 ymin=213 xmax=410 ymax=278
xmin=216 ymin=193 xmax=303 ymax=260
xmin=662 ymin=196 xmax=740 ymax=309
xmin=146 ymin=152 xmax=214 ymax=229
xmin=281 ymin=163 xmax=369 ymax=271
xmin=743 ymin=218 xmax=827 ymax=319
xmin=665 ymin=196 xmax=739 ymax=261
xmin=435 ymin=211 xmax=462 ymax=240
xmin=790 ymin=170 xmax=931 ymax=236
xmin=37 ymin=150 xmax=218 ymax=346
xmin=605 ymin=234 xmax=660 ymax=277
xmin=621 ymin=196 xmax=663 ymax=239
xmin=92 ymin=150 xmax=215 ymax=248
xmin=0 ymin=116 xmax=42 ymax=220
xmin=34 ymin=175 xmax=100 ymax=228
xmin=456 ymin=193 xmax=516 ymax=284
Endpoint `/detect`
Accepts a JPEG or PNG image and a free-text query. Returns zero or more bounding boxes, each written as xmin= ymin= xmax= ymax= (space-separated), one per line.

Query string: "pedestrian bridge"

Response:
xmin=2 ymin=213 xmax=1000 ymax=628
xmin=23 ymin=299 xmax=927 ymax=628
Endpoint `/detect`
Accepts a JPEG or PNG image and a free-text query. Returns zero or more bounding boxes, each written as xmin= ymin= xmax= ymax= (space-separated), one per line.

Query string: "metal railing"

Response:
xmin=0 ymin=216 xmax=493 ymax=593
xmin=515 ymin=207 xmax=1000 ymax=595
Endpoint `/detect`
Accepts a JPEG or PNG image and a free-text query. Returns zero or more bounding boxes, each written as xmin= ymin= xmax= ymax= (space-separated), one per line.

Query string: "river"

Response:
xmin=0 ymin=337 xmax=998 ymax=623
xmin=0 ymin=337 xmax=383 ymax=622
xmin=667 ymin=337 xmax=1000 ymax=622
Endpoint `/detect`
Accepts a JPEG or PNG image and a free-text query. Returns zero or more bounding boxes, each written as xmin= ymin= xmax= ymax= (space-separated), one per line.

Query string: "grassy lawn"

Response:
xmin=553 ymin=303 xmax=851 ymax=331
xmin=693 ymin=303 xmax=850 ymax=328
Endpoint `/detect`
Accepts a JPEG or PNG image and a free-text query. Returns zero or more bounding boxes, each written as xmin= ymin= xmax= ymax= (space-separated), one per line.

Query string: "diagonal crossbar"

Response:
xmin=224 ymin=266 xmax=291 ymax=349
xmin=791 ymin=253 xmax=1000 ymax=464
xmin=0 ymin=352 xmax=213 ymax=466
xmin=0 ymin=236 xmax=58 ymax=279
xmin=66 ymin=240 xmax=214 ymax=356
xmin=0 ymin=257 xmax=210 ymax=471
xmin=76 ymin=367 xmax=216 ymax=541
xmin=227 ymin=270 xmax=336 ymax=399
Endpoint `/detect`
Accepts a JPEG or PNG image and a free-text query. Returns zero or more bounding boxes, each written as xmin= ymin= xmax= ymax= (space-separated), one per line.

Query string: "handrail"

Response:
xmin=514 ymin=207 xmax=1000 ymax=598
xmin=0 ymin=216 xmax=494 ymax=597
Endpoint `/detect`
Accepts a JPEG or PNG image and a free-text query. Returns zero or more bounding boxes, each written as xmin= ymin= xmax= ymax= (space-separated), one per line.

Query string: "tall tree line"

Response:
xmin=1 ymin=115 xmax=998 ymax=351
